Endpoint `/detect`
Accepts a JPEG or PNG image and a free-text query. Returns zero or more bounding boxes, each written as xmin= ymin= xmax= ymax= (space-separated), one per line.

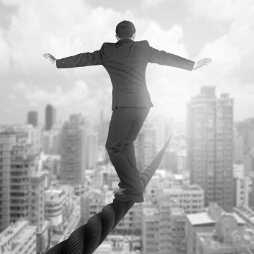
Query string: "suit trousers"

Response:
xmin=105 ymin=107 xmax=150 ymax=195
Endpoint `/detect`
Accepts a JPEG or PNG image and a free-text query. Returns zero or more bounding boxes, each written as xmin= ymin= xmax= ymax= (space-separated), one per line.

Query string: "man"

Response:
xmin=43 ymin=20 xmax=211 ymax=203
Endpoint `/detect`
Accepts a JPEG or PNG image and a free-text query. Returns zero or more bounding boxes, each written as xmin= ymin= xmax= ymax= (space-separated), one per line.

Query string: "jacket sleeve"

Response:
xmin=56 ymin=43 xmax=106 ymax=68
xmin=146 ymin=41 xmax=195 ymax=71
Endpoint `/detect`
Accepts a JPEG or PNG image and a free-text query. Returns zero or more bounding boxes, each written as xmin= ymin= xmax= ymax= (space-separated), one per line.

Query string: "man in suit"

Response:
xmin=44 ymin=20 xmax=211 ymax=203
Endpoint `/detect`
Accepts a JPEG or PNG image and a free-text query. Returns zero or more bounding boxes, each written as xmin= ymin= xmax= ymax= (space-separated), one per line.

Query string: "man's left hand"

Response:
xmin=193 ymin=58 xmax=212 ymax=70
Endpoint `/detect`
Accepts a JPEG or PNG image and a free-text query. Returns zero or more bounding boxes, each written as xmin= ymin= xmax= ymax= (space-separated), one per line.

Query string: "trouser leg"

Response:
xmin=122 ymin=108 xmax=149 ymax=192
xmin=105 ymin=107 xmax=149 ymax=194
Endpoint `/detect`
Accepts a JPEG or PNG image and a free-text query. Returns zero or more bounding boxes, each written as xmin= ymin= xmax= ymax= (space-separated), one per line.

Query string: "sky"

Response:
xmin=0 ymin=0 xmax=254 ymax=125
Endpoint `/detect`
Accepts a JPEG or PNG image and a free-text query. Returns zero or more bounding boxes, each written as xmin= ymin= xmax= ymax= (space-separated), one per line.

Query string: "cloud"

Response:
xmin=11 ymin=80 xmax=111 ymax=119
xmin=0 ymin=0 xmax=189 ymax=77
xmin=1 ymin=0 xmax=254 ymax=123
xmin=141 ymin=0 xmax=168 ymax=8
xmin=13 ymin=80 xmax=91 ymax=106
xmin=0 ymin=0 xmax=194 ymax=121
xmin=193 ymin=1 xmax=254 ymax=86
xmin=140 ymin=21 xmax=187 ymax=55
xmin=184 ymin=2 xmax=254 ymax=121
xmin=187 ymin=0 xmax=253 ymax=22
xmin=0 ymin=29 xmax=11 ymax=74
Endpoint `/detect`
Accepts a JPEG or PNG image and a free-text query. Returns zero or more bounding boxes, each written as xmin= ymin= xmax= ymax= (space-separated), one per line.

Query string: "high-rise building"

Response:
xmin=0 ymin=131 xmax=46 ymax=237
xmin=235 ymin=118 xmax=254 ymax=153
xmin=186 ymin=203 xmax=246 ymax=254
xmin=60 ymin=114 xmax=86 ymax=185
xmin=28 ymin=171 xmax=50 ymax=254
xmin=42 ymin=124 xmax=62 ymax=155
xmin=45 ymin=104 xmax=56 ymax=131
xmin=142 ymin=206 xmax=160 ymax=254
xmin=170 ymin=208 xmax=186 ymax=254
xmin=86 ymin=132 xmax=99 ymax=169
xmin=28 ymin=171 xmax=46 ymax=230
xmin=27 ymin=111 xmax=38 ymax=127
xmin=234 ymin=129 xmax=244 ymax=163
xmin=195 ymin=215 xmax=254 ymax=254
xmin=158 ymin=185 xmax=204 ymax=215
xmin=0 ymin=132 xmax=16 ymax=232
xmin=0 ymin=220 xmax=37 ymax=254
xmin=0 ymin=132 xmax=36 ymax=230
xmin=142 ymin=199 xmax=190 ymax=254
xmin=233 ymin=176 xmax=250 ymax=207
xmin=187 ymin=86 xmax=234 ymax=212
xmin=135 ymin=120 xmax=156 ymax=172
xmin=1 ymin=124 xmax=41 ymax=155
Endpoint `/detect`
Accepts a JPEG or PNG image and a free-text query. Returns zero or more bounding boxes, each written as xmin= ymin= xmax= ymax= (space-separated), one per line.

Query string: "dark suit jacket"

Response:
xmin=56 ymin=38 xmax=195 ymax=109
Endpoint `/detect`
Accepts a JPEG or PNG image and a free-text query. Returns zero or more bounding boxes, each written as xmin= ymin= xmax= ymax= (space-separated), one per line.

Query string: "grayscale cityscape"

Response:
xmin=1 ymin=86 xmax=254 ymax=253
xmin=1 ymin=0 xmax=254 ymax=254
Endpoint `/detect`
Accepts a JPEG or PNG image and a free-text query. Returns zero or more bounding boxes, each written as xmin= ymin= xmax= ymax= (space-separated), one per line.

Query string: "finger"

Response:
xmin=43 ymin=53 xmax=52 ymax=58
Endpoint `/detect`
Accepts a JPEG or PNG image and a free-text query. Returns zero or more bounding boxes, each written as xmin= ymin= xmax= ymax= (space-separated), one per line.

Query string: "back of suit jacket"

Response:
xmin=56 ymin=38 xmax=195 ymax=109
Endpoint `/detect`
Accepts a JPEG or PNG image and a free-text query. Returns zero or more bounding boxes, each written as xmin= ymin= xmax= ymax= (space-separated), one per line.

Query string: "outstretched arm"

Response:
xmin=147 ymin=41 xmax=211 ymax=71
xmin=43 ymin=44 xmax=105 ymax=69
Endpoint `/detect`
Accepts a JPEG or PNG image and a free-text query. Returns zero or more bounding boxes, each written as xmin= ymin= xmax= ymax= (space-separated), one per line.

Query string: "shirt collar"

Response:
xmin=116 ymin=38 xmax=134 ymax=45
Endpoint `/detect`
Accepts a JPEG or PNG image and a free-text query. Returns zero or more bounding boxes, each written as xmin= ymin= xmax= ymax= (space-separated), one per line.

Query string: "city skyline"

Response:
xmin=0 ymin=0 xmax=254 ymax=124
xmin=1 ymin=85 xmax=254 ymax=253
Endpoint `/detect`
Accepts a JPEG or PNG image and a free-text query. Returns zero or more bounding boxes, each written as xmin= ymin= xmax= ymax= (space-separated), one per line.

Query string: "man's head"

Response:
xmin=115 ymin=20 xmax=136 ymax=40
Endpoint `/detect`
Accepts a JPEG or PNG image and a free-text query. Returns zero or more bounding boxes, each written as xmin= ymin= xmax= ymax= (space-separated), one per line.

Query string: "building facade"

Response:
xmin=186 ymin=203 xmax=246 ymax=254
xmin=135 ymin=120 xmax=156 ymax=172
xmin=27 ymin=111 xmax=38 ymax=127
xmin=59 ymin=114 xmax=86 ymax=185
xmin=45 ymin=104 xmax=56 ymax=131
xmin=0 ymin=220 xmax=37 ymax=254
xmin=187 ymin=86 xmax=234 ymax=212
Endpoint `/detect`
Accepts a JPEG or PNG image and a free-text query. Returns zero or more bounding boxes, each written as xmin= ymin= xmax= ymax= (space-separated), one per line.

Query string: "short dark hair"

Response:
xmin=116 ymin=20 xmax=136 ymax=39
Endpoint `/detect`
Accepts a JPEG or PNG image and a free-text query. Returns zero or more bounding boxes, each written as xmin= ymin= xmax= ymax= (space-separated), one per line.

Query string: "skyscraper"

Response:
xmin=187 ymin=86 xmax=234 ymax=212
xmin=45 ymin=104 xmax=56 ymax=131
xmin=0 ymin=132 xmax=16 ymax=232
xmin=135 ymin=120 xmax=156 ymax=172
xmin=0 ymin=131 xmax=45 ymax=231
xmin=59 ymin=114 xmax=86 ymax=185
xmin=27 ymin=111 xmax=38 ymax=127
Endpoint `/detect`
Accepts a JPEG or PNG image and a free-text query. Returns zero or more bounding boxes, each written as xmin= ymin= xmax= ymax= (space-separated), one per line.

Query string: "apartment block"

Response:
xmin=170 ymin=208 xmax=186 ymax=254
xmin=0 ymin=220 xmax=37 ymax=254
xmin=159 ymin=185 xmax=204 ymax=214
xmin=142 ymin=206 xmax=160 ymax=254
xmin=186 ymin=203 xmax=245 ymax=254
xmin=60 ymin=114 xmax=86 ymax=185
xmin=142 ymin=199 xmax=186 ymax=254
xmin=187 ymin=86 xmax=234 ymax=211
xmin=233 ymin=176 xmax=250 ymax=207
xmin=45 ymin=185 xmax=73 ymax=229
xmin=196 ymin=214 xmax=254 ymax=254
xmin=0 ymin=131 xmax=40 ymax=231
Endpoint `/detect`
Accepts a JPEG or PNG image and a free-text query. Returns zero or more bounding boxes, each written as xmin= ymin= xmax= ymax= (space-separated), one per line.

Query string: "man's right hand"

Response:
xmin=193 ymin=58 xmax=212 ymax=70
xmin=43 ymin=53 xmax=56 ymax=65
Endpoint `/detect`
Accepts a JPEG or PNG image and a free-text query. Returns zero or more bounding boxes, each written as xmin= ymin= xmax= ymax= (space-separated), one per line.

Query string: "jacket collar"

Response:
xmin=116 ymin=38 xmax=134 ymax=45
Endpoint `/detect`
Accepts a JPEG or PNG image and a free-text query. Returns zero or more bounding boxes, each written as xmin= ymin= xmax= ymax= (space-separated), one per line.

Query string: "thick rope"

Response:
xmin=46 ymin=135 xmax=172 ymax=254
